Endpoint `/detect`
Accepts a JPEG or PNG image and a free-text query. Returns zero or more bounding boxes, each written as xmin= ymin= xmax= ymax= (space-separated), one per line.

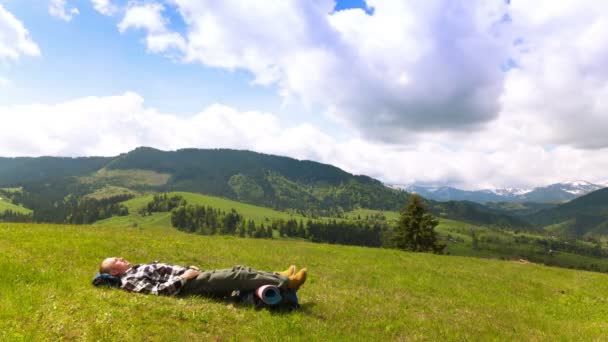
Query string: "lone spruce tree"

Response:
xmin=392 ymin=194 xmax=444 ymax=253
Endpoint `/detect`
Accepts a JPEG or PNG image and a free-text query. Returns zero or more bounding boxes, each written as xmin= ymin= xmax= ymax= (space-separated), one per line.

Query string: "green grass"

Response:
xmin=96 ymin=192 xmax=309 ymax=229
xmin=0 ymin=187 xmax=29 ymax=214
xmin=0 ymin=187 xmax=23 ymax=193
xmin=84 ymin=186 xmax=138 ymax=200
xmin=346 ymin=208 xmax=608 ymax=272
xmin=0 ymin=199 xmax=32 ymax=214
xmin=79 ymin=168 xmax=170 ymax=187
xmin=3 ymin=222 xmax=608 ymax=340
xmin=348 ymin=208 xmax=399 ymax=222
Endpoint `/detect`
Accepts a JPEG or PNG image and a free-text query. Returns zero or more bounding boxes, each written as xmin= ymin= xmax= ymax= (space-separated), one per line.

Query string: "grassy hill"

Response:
xmin=484 ymin=201 xmax=557 ymax=216
xmin=2 ymin=222 xmax=608 ymax=340
xmin=104 ymin=147 xmax=410 ymax=211
xmin=0 ymin=147 xmax=545 ymax=229
xmin=348 ymin=208 xmax=608 ymax=272
xmin=527 ymin=188 xmax=608 ymax=237
xmin=0 ymin=156 xmax=111 ymax=186
xmin=0 ymin=199 xmax=31 ymax=214
xmin=96 ymin=192 xmax=608 ymax=272
xmin=96 ymin=191 xmax=309 ymax=229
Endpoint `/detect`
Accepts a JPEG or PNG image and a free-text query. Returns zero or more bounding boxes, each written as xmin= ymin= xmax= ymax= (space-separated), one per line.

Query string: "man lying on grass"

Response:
xmin=98 ymin=257 xmax=307 ymax=297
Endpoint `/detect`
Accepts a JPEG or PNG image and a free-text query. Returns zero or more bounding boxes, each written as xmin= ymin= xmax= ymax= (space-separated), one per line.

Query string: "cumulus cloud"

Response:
xmin=0 ymin=4 xmax=41 ymax=60
xmin=6 ymin=1 xmax=607 ymax=189
xmin=91 ymin=0 xmax=117 ymax=16
xmin=49 ymin=0 xmax=80 ymax=22
xmin=109 ymin=0 xmax=608 ymax=151
xmin=3 ymin=92 xmax=608 ymax=189
xmin=0 ymin=92 xmax=282 ymax=157
xmin=500 ymin=0 xmax=608 ymax=149
xmin=118 ymin=2 xmax=186 ymax=53
xmin=115 ymin=0 xmax=511 ymax=141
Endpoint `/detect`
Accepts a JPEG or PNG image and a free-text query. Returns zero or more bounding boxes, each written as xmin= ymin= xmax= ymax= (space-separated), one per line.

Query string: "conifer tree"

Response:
xmin=392 ymin=195 xmax=444 ymax=253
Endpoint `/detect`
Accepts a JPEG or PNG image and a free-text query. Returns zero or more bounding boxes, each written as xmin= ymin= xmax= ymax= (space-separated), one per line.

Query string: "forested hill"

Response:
xmin=0 ymin=147 xmax=409 ymax=212
xmin=0 ymin=147 xmax=534 ymax=227
xmin=525 ymin=188 xmax=608 ymax=236
xmin=0 ymin=156 xmax=111 ymax=185
xmin=104 ymin=147 xmax=408 ymax=212
xmin=107 ymin=147 xmax=373 ymax=186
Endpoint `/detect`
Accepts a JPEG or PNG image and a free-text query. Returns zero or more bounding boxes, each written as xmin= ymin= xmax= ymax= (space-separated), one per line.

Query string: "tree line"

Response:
xmin=0 ymin=182 xmax=131 ymax=224
xmin=144 ymin=193 xmax=442 ymax=251
xmin=63 ymin=195 xmax=131 ymax=224
xmin=0 ymin=209 xmax=32 ymax=222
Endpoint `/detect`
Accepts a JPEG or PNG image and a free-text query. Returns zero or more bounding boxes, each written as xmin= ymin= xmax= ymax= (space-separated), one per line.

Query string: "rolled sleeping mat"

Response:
xmin=255 ymin=285 xmax=282 ymax=305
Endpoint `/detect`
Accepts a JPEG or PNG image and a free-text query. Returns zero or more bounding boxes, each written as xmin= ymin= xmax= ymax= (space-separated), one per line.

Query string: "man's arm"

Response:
xmin=122 ymin=274 xmax=186 ymax=295
xmin=122 ymin=269 xmax=200 ymax=296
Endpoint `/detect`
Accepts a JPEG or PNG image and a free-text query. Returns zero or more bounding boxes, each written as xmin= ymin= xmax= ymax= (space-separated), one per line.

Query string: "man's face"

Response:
xmin=102 ymin=257 xmax=131 ymax=276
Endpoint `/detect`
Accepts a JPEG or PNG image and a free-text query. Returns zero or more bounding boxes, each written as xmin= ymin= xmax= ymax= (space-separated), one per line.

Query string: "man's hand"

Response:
xmin=182 ymin=269 xmax=200 ymax=280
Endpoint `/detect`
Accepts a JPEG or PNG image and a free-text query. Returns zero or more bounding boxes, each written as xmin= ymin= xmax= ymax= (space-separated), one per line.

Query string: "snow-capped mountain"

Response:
xmin=398 ymin=181 xmax=606 ymax=204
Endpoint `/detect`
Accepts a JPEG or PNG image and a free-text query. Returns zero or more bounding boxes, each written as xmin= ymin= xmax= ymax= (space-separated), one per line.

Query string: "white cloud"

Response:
xmin=3 ymin=92 xmax=608 ymax=189
xmin=6 ymin=1 xmax=608 ymax=189
xmin=118 ymin=3 xmax=166 ymax=33
xmin=49 ymin=0 xmax=80 ymax=22
xmin=118 ymin=0 xmax=511 ymax=141
xmin=499 ymin=0 xmax=608 ymax=149
xmin=112 ymin=1 xmax=608 ymax=151
xmin=118 ymin=2 xmax=186 ymax=53
xmin=91 ymin=0 xmax=117 ymax=16
xmin=0 ymin=92 xmax=282 ymax=157
xmin=0 ymin=4 xmax=41 ymax=60
xmin=0 ymin=76 xmax=10 ymax=88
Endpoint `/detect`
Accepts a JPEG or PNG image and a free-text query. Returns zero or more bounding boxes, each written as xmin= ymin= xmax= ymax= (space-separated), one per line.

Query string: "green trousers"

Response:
xmin=180 ymin=265 xmax=288 ymax=296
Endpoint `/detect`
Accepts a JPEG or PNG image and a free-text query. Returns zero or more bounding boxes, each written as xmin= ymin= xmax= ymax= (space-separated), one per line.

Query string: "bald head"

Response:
xmin=100 ymin=257 xmax=131 ymax=276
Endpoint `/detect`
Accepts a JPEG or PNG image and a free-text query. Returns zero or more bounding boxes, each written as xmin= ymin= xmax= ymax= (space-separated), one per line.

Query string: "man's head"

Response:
xmin=100 ymin=257 xmax=132 ymax=276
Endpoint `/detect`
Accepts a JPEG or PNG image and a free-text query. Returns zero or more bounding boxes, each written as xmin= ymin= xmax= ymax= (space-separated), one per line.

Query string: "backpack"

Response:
xmin=92 ymin=272 xmax=122 ymax=287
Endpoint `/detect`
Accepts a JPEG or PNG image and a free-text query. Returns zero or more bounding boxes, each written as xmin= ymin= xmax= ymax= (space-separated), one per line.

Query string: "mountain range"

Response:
xmin=0 ymin=147 xmax=408 ymax=213
xmin=401 ymin=181 xmax=607 ymax=204
xmin=0 ymin=147 xmax=533 ymax=229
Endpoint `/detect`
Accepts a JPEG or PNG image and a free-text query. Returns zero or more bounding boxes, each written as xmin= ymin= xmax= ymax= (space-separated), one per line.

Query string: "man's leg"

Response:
xmin=180 ymin=265 xmax=288 ymax=296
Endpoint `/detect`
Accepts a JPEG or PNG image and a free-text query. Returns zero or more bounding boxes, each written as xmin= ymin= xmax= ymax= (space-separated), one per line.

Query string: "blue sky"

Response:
xmin=2 ymin=0 xmax=371 ymax=116
xmin=1 ymin=1 xmax=608 ymax=189
xmin=2 ymin=0 xmax=276 ymax=113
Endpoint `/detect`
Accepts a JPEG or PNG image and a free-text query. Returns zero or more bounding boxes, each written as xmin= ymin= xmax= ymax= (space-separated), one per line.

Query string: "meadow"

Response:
xmin=94 ymin=192 xmax=608 ymax=272
xmin=3 ymin=222 xmax=608 ymax=340
xmin=95 ymin=191 xmax=311 ymax=229
xmin=0 ymin=199 xmax=31 ymax=214
xmin=350 ymin=208 xmax=608 ymax=272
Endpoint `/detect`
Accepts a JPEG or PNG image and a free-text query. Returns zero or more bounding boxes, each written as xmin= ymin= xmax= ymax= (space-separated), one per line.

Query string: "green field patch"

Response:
xmin=0 ymin=199 xmax=32 ymax=214
xmin=347 ymin=208 xmax=399 ymax=222
xmin=3 ymin=222 xmax=608 ymax=340
xmin=96 ymin=191 xmax=308 ymax=229
xmin=346 ymin=209 xmax=608 ymax=272
xmin=79 ymin=169 xmax=170 ymax=187
xmin=0 ymin=187 xmax=23 ymax=194
xmin=84 ymin=186 xmax=138 ymax=200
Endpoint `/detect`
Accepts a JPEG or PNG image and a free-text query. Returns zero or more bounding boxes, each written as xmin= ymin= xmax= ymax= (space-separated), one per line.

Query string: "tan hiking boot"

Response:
xmin=277 ymin=265 xmax=296 ymax=277
xmin=288 ymin=268 xmax=307 ymax=289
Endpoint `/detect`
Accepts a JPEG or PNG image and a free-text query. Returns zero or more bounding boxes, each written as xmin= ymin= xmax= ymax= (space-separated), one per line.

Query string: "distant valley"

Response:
xmin=400 ymin=181 xmax=607 ymax=204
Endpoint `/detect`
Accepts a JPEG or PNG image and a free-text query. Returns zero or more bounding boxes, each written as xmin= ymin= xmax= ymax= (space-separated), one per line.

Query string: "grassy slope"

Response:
xmin=79 ymin=169 xmax=170 ymax=187
xmin=2 ymin=223 xmax=608 ymax=340
xmin=84 ymin=186 xmax=138 ymax=200
xmin=350 ymin=208 xmax=608 ymax=271
xmin=96 ymin=191 xmax=309 ymax=229
xmin=0 ymin=199 xmax=31 ymax=214
xmin=97 ymin=194 xmax=608 ymax=272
